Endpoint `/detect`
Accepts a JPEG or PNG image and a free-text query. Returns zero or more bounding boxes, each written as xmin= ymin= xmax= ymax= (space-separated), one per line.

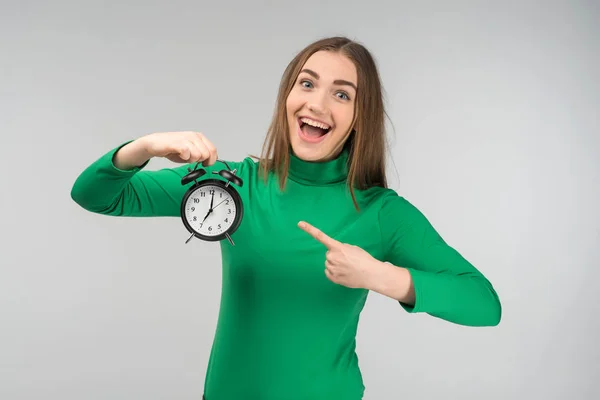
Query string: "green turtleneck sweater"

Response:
xmin=71 ymin=142 xmax=501 ymax=400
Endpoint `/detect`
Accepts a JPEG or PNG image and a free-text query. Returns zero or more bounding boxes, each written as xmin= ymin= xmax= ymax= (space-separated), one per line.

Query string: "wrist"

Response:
xmin=131 ymin=136 xmax=152 ymax=158
xmin=364 ymin=259 xmax=391 ymax=292
xmin=113 ymin=138 xmax=152 ymax=170
xmin=366 ymin=260 xmax=415 ymax=304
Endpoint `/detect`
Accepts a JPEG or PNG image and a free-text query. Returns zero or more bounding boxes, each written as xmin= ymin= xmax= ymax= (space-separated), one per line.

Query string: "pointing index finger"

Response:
xmin=298 ymin=221 xmax=340 ymax=249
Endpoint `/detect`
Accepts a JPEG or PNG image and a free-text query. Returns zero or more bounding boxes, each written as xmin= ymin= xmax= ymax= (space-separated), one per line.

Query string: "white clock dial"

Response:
xmin=184 ymin=184 xmax=237 ymax=237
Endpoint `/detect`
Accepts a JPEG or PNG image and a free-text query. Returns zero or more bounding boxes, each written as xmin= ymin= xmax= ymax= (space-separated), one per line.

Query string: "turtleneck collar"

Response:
xmin=287 ymin=147 xmax=349 ymax=186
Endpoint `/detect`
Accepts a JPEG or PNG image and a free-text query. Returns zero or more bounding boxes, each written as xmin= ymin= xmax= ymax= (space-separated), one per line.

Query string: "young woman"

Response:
xmin=71 ymin=36 xmax=501 ymax=400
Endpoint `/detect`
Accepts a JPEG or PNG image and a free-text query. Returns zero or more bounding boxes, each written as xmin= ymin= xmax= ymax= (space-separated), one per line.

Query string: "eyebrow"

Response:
xmin=300 ymin=68 xmax=357 ymax=92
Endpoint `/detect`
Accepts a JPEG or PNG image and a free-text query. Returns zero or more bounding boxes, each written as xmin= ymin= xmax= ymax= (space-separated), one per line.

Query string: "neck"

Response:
xmin=287 ymin=147 xmax=349 ymax=186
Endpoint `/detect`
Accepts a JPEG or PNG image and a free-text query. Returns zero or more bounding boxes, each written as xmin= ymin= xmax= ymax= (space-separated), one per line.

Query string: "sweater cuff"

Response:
xmin=398 ymin=267 xmax=427 ymax=313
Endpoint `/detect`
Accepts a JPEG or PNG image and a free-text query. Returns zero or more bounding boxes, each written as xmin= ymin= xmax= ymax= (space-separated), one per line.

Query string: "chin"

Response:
xmin=290 ymin=144 xmax=325 ymax=162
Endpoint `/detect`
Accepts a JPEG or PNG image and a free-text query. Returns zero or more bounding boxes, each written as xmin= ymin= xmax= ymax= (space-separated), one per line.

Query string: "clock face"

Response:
xmin=183 ymin=184 xmax=238 ymax=238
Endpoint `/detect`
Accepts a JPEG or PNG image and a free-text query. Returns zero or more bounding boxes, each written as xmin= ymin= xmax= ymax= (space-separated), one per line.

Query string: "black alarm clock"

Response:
xmin=180 ymin=159 xmax=244 ymax=246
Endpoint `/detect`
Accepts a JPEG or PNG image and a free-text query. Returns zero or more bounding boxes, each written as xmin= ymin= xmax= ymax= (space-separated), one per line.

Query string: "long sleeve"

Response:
xmin=378 ymin=192 xmax=502 ymax=327
xmin=70 ymin=141 xmax=197 ymax=217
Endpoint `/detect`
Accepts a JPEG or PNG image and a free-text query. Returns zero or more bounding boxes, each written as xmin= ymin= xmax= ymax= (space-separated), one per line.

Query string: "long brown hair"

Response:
xmin=254 ymin=36 xmax=389 ymax=211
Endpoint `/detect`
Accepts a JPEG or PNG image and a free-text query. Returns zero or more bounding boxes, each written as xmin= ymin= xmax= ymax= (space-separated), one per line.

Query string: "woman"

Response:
xmin=71 ymin=36 xmax=501 ymax=400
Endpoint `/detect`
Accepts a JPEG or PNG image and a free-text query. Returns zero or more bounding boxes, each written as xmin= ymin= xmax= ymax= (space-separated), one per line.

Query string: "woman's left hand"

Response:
xmin=298 ymin=221 xmax=380 ymax=289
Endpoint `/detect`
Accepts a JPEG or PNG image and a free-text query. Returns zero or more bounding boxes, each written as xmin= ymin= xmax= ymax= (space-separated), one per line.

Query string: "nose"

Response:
xmin=306 ymin=88 xmax=329 ymax=116
xmin=307 ymin=99 xmax=326 ymax=116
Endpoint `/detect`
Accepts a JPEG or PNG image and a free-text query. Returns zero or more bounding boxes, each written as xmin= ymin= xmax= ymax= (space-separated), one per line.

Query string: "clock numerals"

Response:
xmin=206 ymin=224 xmax=223 ymax=232
xmin=181 ymin=173 xmax=243 ymax=247
xmin=184 ymin=183 xmax=237 ymax=238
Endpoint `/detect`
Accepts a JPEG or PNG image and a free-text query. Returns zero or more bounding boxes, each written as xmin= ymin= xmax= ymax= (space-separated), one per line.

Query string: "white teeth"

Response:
xmin=300 ymin=117 xmax=330 ymax=130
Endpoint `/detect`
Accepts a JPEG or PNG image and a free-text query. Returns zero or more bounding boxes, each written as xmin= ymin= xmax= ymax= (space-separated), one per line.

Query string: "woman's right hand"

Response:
xmin=141 ymin=131 xmax=218 ymax=165
xmin=113 ymin=131 xmax=218 ymax=170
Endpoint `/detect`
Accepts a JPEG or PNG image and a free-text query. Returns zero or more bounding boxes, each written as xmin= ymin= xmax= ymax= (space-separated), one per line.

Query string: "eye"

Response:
xmin=336 ymin=91 xmax=350 ymax=101
xmin=300 ymin=79 xmax=313 ymax=88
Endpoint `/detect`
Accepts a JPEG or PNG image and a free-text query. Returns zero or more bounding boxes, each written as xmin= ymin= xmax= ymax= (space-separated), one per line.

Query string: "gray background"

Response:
xmin=2 ymin=1 xmax=599 ymax=399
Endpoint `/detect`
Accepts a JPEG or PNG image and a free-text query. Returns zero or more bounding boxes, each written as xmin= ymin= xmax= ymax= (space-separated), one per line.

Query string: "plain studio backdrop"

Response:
xmin=1 ymin=1 xmax=598 ymax=399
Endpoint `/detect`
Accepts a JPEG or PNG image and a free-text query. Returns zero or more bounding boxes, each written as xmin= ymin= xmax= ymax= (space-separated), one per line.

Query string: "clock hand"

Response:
xmin=212 ymin=197 xmax=230 ymax=210
xmin=201 ymin=192 xmax=215 ymax=223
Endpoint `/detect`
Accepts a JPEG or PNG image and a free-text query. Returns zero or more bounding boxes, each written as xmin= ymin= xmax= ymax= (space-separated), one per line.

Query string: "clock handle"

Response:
xmin=217 ymin=159 xmax=233 ymax=171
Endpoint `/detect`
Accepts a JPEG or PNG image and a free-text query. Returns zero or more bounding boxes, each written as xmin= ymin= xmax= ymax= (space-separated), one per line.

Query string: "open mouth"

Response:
xmin=297 ymin=117 xmax=332 ymax=143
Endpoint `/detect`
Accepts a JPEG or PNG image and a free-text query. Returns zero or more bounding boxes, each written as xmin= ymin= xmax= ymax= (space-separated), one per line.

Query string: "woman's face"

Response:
xmin=286 ymin=50 xmax=357 ymax=162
